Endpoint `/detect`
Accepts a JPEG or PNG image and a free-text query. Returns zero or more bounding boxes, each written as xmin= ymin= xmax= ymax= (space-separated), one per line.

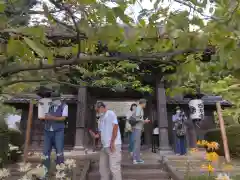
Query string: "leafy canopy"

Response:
xmin=0 ymin=0 xmax=239 ymax=98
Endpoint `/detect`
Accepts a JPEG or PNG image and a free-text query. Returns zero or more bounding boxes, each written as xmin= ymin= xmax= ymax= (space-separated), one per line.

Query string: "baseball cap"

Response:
xmin=95 ymin=101 xmax=106 ymax=109
xmin=139 ymin=98 xmax=147 ymax=104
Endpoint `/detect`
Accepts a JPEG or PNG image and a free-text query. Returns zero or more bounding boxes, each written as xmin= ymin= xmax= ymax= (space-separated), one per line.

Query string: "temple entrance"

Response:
xmin=95 ymin=100 xmax=155 ymax=147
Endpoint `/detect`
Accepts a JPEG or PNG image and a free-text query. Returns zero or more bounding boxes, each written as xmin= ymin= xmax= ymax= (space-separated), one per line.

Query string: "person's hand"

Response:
xmin=144 ymin=119 xmax=151 ymax=123
xmin=110 ymin=141 xmax=116 ymax=153
xmin=45 ymin=114 xmax=54 ymax=120
xmin=95 ymin=133 xmax=100 ymax=139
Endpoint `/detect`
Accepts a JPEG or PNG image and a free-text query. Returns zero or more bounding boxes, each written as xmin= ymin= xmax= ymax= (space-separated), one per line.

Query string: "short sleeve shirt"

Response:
xmin=98 ymin=110 xmax=122 ymax=147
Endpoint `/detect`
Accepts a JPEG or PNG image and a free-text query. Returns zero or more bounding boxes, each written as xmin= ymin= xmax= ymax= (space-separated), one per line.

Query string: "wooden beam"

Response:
xmin=23 ymin=101 xmax=34 ymax=162
xmin=216 ymin=102 xmax=231 ymax=163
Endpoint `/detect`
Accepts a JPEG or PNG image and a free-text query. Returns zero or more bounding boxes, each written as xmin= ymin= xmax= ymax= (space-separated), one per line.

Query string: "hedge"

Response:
xmin=205 ymin=125 xmax=240 ymax=157
xmin=0 ymin=120 xmax=24 ymax=167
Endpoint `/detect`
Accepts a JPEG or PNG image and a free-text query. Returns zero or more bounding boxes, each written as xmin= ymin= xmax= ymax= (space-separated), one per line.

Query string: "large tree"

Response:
xmin=0 ymin=0 xmax=239 ymax=98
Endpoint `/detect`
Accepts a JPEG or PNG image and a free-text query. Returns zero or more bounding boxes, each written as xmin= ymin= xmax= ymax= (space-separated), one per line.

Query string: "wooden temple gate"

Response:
xmin=5 ymin=78 xmax=231 ymax=152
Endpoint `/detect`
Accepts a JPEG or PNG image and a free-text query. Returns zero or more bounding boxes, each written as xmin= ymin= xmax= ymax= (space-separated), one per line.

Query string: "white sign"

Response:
xmin=38 ymin=98 xmax=52 ymax=119
xmin=189 ymin=99 xmax=204 ymax=120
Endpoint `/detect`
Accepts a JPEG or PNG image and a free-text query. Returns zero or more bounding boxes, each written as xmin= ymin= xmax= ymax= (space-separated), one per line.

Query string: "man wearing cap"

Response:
xmin=132 ymin=99 xmax=150 ymax=164
xmin=39 ymin=91 xmax=68 ymax=175
xmin=95 ymin=102 xmax=122 ymax=180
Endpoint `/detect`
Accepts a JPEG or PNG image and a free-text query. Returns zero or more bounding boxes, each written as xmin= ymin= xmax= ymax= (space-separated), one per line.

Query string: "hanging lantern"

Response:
xmin=38 ymin=98 xmax=52 ymax=119
xmin=189 ymin=99 xmax=204 ymax=120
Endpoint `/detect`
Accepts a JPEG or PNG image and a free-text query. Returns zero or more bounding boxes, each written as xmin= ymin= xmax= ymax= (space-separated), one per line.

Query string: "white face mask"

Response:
xmin=132 ymin=106 xmax=137 ymax=111
xmin=176 ymin=110 xmax=181 ymax=114
xmin=99 ymin=112 xmax=104 ymax=116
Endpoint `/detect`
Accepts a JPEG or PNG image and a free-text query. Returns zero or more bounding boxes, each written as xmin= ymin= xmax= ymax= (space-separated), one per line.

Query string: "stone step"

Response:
xmin=90 ymin=162 xmax=163 ymax=171
xmin=175 ymin=170 xmax=240 ymax=177
xmin=88 ymin=169 xmax=169 ymax=180
xmin=168 ymin=161 xmax=207 ymax=167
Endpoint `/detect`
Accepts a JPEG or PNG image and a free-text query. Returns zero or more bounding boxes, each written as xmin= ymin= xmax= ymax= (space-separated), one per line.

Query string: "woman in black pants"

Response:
xmin=152 ymin=123 xmax=159 ymax=153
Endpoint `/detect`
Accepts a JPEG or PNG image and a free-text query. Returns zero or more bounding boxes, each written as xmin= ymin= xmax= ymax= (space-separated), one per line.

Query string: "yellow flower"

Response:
xmin=207 ymin=164 xmax=215 ymax=172
xmin=206 ymin=152 xmax=219 ymax=162
xmin=207 ymin=142 xmax=220 ymax=150
xmin=189 ymin=148 xmax=198 ymax=154
xmin=201 ymin=163 xmax=215 ymax=172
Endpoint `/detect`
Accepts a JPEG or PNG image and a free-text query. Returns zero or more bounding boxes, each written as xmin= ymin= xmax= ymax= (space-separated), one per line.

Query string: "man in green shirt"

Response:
xmin=132 ymin=99 xmax=150 ymax=164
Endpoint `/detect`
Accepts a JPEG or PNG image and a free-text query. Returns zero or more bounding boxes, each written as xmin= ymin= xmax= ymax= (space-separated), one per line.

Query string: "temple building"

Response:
xmin=4 ymin=85 xmax=231 ymax=152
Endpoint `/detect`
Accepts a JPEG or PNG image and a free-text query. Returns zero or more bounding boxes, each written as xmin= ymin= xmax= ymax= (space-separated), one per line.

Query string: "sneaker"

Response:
xmin=133 ymin=159 xmax=144 ymax=164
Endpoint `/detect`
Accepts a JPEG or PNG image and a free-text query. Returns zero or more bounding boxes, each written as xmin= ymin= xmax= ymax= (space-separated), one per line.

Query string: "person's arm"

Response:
xmin=135 ymin=107 xmax=144 ymax=122
xmin=45 ymin=105 xmax=68 ymax=121
xmin=135 ymin=107 xmax=150 ymax=123
xmin=172 ymin=114 xmax=177 ymax=122
xmin=110 ymin=112 xmax=119 ymax=144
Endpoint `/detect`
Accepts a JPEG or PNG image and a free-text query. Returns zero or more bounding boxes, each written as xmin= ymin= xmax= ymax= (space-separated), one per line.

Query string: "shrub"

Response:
xmin=0 ymin=121 xmax=9 ymax=167
xmin=0 ymin=120 xmax=24 ymax=166
xmin=205 ymin=125 xmax=240 ymax=157
xmin=8 ymin=129 xmax=24 ymax=148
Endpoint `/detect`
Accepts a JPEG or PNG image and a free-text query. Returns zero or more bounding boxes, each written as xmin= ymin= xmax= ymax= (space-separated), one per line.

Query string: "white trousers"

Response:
xmin=99 ymin=145 xmax=122 ymax=180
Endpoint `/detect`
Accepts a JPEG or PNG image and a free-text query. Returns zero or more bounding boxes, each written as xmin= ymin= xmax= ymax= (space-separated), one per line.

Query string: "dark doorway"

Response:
xmin=118 ymin=116 xmax=126 ymax=143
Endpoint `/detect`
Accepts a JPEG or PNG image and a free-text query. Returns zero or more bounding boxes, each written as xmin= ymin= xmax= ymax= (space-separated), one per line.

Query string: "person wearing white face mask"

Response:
xmin=172 ymin=106 xmax=187 ymax=155
xmin=94 ymin=102 xmax=122 ymax=180
xmin=39 ymin=91 xmax=68 ymax=177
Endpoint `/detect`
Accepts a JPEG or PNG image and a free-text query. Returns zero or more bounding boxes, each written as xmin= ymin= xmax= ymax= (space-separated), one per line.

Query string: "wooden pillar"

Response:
xmin=216 ymin=102 xmax=231 ymax=163
xmin=74 ymin=87 xmax=87 ymax=150
xmin=156 ymin=78 xmax=171 ymax=152
xmin=23 ymin=102 xmax=33 ymax=162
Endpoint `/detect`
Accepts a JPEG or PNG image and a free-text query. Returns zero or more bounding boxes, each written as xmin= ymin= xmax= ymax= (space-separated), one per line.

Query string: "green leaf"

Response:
xmin=183 ymin=55 xmax=197 ymax=73
xmin=0 ymin=2 xmax=5 ymax=13
xmin=23 ymin=37 xmax=45 ymax=58
xmin=19 ymin=27 xmax=45 ymax=40
xmin=7 ymin=38 xmax=25 ymax=57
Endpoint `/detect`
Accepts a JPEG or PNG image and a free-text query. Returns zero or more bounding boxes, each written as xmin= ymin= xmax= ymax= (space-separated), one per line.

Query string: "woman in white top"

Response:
xmin=152 ymin=122 xmax=159 ymax=153
xmin=125 ymin=103 xmax=137 ymax=154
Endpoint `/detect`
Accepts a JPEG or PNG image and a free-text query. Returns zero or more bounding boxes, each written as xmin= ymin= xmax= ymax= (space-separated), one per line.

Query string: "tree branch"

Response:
xmin=0 ymin=48 xmax=203 ymax=77
xmin=1 ymin=78 xmax=83 ymax=88
xmin=49 ymin=0 xmax=82 ymax=58
xmin=173 ymin=0 xmax=220 ymax=21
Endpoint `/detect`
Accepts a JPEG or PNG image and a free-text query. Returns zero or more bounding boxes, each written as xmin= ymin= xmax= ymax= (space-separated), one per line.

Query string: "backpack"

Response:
xmin=175 ymin=113 xmax=186 ymax=137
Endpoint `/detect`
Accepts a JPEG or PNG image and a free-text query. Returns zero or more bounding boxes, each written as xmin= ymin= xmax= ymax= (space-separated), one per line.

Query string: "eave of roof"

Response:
xmin=4 ymin=94 xmax=232 ymax=107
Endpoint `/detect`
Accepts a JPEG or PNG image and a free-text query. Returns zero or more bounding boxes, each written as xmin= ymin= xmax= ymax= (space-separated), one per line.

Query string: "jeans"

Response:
xmin=133 ymin=128 xmax=142 ymax=161
xmin=128 ymin=132 xmax=134 ymax=153
xmin=43 ymin=129 xmax=64 ymax=170
xmin=175 ymin=136 xmax=186 ymax=155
